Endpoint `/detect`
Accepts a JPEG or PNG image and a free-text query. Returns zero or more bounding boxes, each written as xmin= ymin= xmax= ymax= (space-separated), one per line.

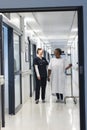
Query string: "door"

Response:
xmin=14 ymin=33 xmax=22 ymax=111
xmin=8 ymin=27 xmax=22 ymax=115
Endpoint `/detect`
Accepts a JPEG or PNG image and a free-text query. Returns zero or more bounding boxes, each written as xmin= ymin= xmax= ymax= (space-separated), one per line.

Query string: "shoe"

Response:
xmin=60 ymin=99 xmax=64 ymax=103
xmin=35 ymin=100 xmax=39 ymax=104
xmin=42 ymin=100 xmax=45 ymax=103
xmin=56 ymin=99 xmax=60 ymax=103
xmin=59 ymin=99 xmax=64 ymax=103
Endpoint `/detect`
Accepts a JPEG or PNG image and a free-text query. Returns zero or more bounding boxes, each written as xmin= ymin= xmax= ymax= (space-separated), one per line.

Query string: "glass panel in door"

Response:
xmin=13 ymin=33 xmax=21 ymax=108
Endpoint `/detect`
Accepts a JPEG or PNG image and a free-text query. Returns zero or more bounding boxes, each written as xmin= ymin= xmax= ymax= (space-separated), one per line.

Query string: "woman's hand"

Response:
xmin=47 ymin=77 xmax=50 ymax=82
xmin=37 ymin=76 xmax=41 ymax=80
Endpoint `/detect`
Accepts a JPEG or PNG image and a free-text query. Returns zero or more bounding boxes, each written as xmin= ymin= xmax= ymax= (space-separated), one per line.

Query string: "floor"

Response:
xmin=1 ymin=77 xmax=80 ymax=130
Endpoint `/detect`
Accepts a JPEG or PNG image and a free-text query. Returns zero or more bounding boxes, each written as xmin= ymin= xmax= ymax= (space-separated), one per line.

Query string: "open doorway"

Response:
xmin=0 ymin=7 xmax=85 ymax=130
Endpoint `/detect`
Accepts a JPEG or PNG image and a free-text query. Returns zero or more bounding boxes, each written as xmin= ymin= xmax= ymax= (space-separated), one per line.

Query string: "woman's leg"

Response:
xmin=41 ymin=77 xmax=47 ymax=101
xmin=56 ymin=93 xmax=60 ymax=100
xmin=60 ymin=93 xmax=63 ymax=100
xmin=35 ymin=78 xmax=40 ymax=103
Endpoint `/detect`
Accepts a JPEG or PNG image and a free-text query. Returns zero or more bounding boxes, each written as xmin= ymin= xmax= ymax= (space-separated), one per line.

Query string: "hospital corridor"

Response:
xmin=0 ymin=11 xmax=80 ymax=130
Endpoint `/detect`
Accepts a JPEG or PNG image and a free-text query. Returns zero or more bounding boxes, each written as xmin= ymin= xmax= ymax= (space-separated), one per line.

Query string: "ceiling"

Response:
xmin=19 ymin=11 xmax=78 ymax=50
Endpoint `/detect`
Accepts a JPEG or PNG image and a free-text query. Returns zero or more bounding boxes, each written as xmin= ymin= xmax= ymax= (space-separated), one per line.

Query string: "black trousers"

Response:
xmin=35 ymin=77 xmax=47 ymax=101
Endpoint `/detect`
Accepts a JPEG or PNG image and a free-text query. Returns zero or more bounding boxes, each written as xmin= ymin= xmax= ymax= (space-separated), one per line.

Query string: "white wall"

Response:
xmin=71 ymin=36 xmax=79 ymax=96
xmin=21 ymin=17 xmax=31 ymax=104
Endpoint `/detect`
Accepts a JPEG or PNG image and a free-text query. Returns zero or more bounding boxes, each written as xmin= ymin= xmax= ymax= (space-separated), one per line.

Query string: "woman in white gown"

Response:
xmin=48 ymin=48 xmax=72 ymax=102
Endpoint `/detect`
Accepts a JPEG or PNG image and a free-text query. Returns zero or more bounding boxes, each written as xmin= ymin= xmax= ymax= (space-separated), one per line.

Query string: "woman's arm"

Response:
xmin=35 ymin=65 xmax=41 ymax=80
xmin=48 ymin=69 xmax=51 ymax=81
xmin=65 ymin=63 xmax=72 ymax=70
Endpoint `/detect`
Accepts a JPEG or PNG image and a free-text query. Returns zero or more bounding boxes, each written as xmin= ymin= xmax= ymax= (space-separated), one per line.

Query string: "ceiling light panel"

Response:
xmin=20 ymin=11 xmax=77 ymax=49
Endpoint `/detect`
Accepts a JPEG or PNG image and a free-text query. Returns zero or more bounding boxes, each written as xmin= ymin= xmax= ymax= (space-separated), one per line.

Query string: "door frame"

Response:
xmin=27 ymin=37 xmax=32 ymax=97
xmin=0 ymin=6 xmax=85 ymax=130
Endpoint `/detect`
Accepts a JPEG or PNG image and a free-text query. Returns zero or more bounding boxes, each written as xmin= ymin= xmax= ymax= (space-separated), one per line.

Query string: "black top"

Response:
xmin=33 ymin=57 xmax=48 ymax=78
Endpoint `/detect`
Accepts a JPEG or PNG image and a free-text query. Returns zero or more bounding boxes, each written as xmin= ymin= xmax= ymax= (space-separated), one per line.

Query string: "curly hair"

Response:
xmin=55 ymin=48 xmax=62 ymax=55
